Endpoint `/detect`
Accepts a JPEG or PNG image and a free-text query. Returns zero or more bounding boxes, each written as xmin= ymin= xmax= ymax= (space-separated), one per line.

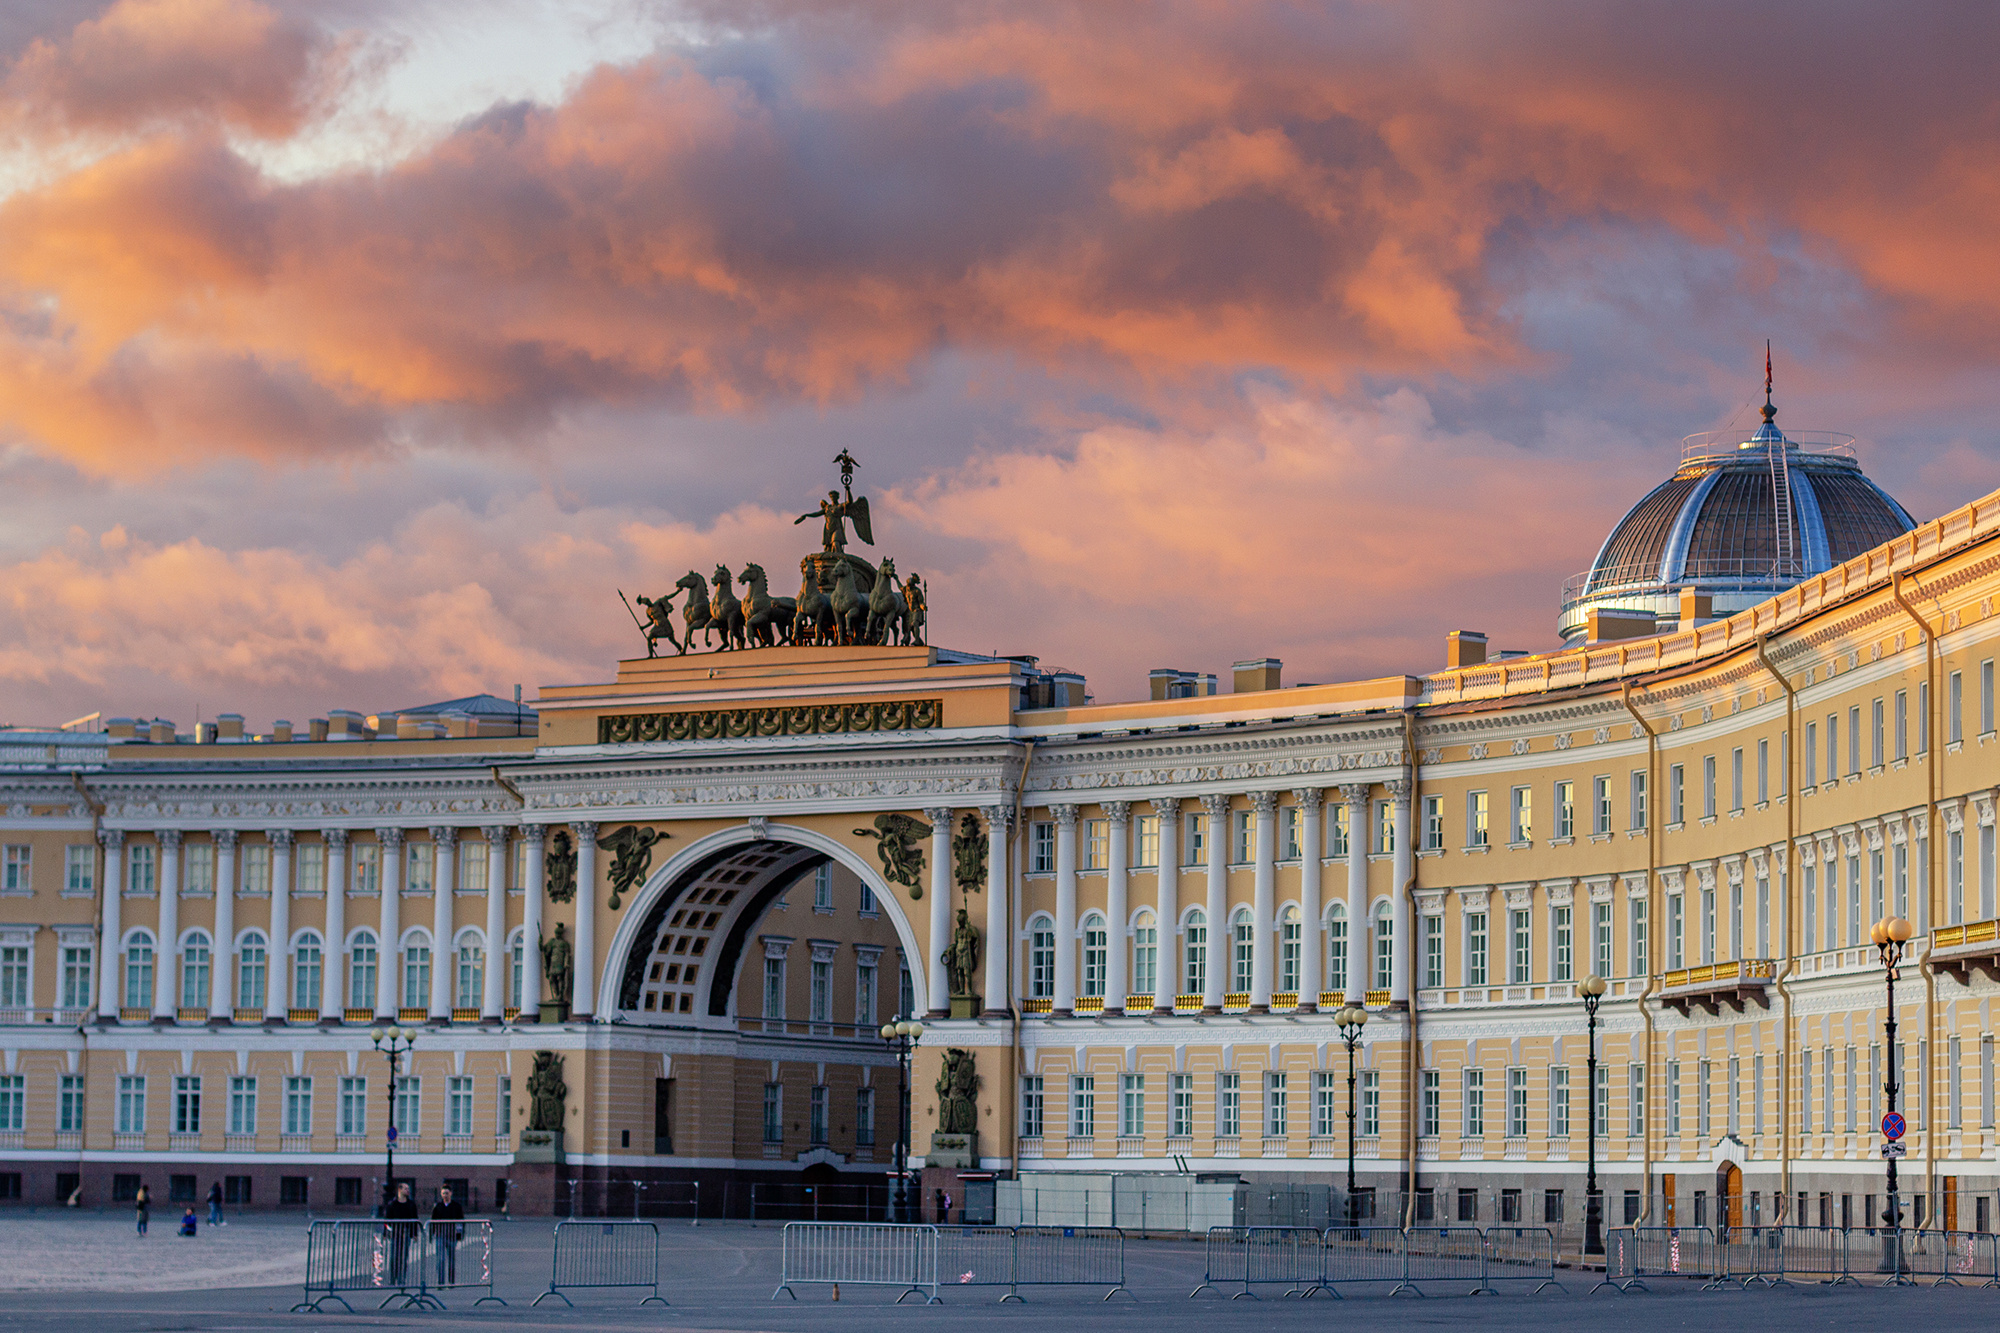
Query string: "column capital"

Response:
xmin=99 ymin=828 xmax=125 ymax=850
xmin=325 ymin=828 xmax=349 ymax=848
xmin=268 ymin=828 xmax=294 ymax=848
xmin=158 ymin=829 xmax=183 ymax=849
xmin=522 ymin=823 xmax=547 ymax=847
xmin=1251 ymin=791 xmax=1278 ymax=817
xmin=571 ymin=820 xmax=598 ymax=843
xmin=1198 ymin=792 xmax=1231 ymax=817
xmin=1148 ymin=797 xmax=1181 ymax=819
xmin=1339 ymin=783 xmax=1372 ymax=807
xmin=1384 ymin=779 xmax=1412 ymax=803
xmin=922 ymin=807 xmax=954 ymax=826
xmin=376 ymin=827 xmax=405 ymax=849
xmin=215 ymin=829 xmax=239 ymax=849
xmin=480 ymin=826 xmax=509 ymax=843
xmin=1051 ymin=804 xmax=1080 ymax=829
xmin=1102 ymin=800 xmax=1132 ymax=825
xmin=430 ymin=826 xmax=458 ymax=848
xmin=983 ymin=804 xmax=1016 ymax=831
xmin=1291 ymin=787 xmax=1326 ymax=814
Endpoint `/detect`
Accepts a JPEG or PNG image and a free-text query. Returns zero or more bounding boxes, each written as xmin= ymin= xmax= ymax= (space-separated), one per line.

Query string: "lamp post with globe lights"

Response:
xmin=370 ymin=1026 xmax=417 ymax=1211
xmin=1334 ymin=1004 xmax=1370 ymax=1230
xmin=1871 ymin=914 xmax=1915 ymax=1283
xmin=1580 ymin=973 xmax=1607 ymax=1255
xmin=879 ymin=1018 xmax=923 ymax=1222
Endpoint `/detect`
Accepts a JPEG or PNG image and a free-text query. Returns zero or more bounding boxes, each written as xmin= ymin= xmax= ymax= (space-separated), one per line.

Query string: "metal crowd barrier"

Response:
xmin=935 ymin=1225 xmax=1130 ymax=1301
xmin=1191 ymin=1225 xmax=1558 ymax=1299
xmin=772 ymin=1222 xmax=941 ymax=1303
xmin=1190 ymin=1226 xmax=1322 ymax=1298
xmin=535 ymin=1219 xmax=668 ymax=1307
xmin=1774 ymin=1225 xmax=1856 ymax=1285
xmin=1320 ymin=1226 xmax=1406 ymax=1295
xmin=1902 ymin=1229 xmax=2000 ymax=1286
xmin=295 ymin=1217 xmax=504 ymax=1312
xmin=1403 ymin=1227 xmax=1493 ymax=1296
xmin=1595 ymin=1226 xmax=1719 ymax=1293
xmin=1714 ymin=1226 xmax=1785 ymax=1288
xmin=1483 ymin=1227 xmax=1566 ymax=1294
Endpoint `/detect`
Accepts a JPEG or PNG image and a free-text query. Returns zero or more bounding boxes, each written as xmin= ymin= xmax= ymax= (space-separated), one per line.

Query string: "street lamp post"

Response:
xmin=371 ymin=1026 xmax=417 ymax=1210
xmin=1580 ymin=973 xmax=1607 ymax=1256
xmin=1871 ymin=915 xmax=1915 ymax=1284
xmin=879 ymin=1017 xmax=923 ymax=1223
xmin=1334 ymin=1004 xmax=1369 ymax=1231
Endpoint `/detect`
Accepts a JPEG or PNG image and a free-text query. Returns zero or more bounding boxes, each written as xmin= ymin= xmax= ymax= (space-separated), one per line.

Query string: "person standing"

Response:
xmin=206 ymin=1180 xmax=224 ymax=1227
xmin=430 ymin=1186 xmax=465 ymax=1287
xmin=134 ymin=1182 xmax=151 ymax=1236
xmin=382 ymin=1183 xmax=419 ymax=1287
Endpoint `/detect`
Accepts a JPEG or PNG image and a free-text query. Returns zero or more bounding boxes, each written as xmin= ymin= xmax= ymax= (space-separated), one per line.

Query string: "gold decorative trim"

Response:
xmin=598 ymin=699 xmax=942 ymax=744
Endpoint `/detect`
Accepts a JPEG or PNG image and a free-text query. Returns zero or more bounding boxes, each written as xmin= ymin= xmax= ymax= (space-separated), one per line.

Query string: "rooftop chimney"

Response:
xmin=1678 ymin=588 xmax=1714 ymax=628
xmin=1232 ymin=658 xmax=1282 ymax=693
xmin=147 ymin=719 xmax=176 ymax=744
xmin=215 ymin=713 xmax=244 ymax=742
xmin=106 ymin=718 xmax=137 ymax=740
xmin=1586 ymin=608 xmax=1658 ymax=643
xmin=1445 ymin=630 xmax=1488 ymax=669
xmin=271 ymin=720 xmax=293 ymax=743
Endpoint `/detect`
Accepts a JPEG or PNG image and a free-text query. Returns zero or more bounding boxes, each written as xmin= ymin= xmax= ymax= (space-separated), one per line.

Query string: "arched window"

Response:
xmin=1132 ymin=910 xmax=1158 ymax=999
xmin=1278 ymin=905 xmax=1302 ymax=993
xmin=237 ymin=931 xmax=267 ymax=1010
xmin=1373 ymin=904 xmax=1395 ymax=991
xmin=181 ymin=931 xmax=211 ymax=1010
xmin=1183 ymin=909 xmax=1207 ymax=995
xmin=124 ymin=932 xmax=155 ymax=1011
xmin=349 ymin=931 xmax=378 ymax=1012
xmin=401 ymin=934 xmax=431 ymax=1011
xmin=293 ymin=933 xmax=323 ymax=1011
xmin=1081 ymin=913 xmax=1108 ymax=998
xmin=1231 ymin=907 xmax=1255 ymax=994
xmin=1027 ymin=915 xmax=1055 ymax=1000
xmin=509 ymin=932 xmax=525 ymax=1009
xmin=1326 ymin=903 xmax=1348 ymax=999
xmin=455 ymin=933 xmax=484 ymax=1009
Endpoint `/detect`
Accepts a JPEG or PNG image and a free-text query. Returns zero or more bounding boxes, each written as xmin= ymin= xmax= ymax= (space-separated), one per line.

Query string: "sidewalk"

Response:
xmin=0 ymin=1212 xmax=309 ymax=1292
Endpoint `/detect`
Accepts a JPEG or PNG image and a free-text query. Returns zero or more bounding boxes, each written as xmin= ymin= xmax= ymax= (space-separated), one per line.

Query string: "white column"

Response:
xmin=923 ymin=809 xmax=953 ymax=1016
xmin=1294 ymin=789 xmax=1324 ymax=1009
xmin=1251 ymin=793 xmax=1277 ymax=1009
xmin=429 ymin=828 xmax=456 ymax=1019
xmin=482 ymin=828 xmax=507 ymax=1019
xmin=1052 ymin=804 xmax=1079 ymax=1015
xmin=153 ymin=830 xmax=182 ymax=1020
xmin=375 ymin=828 xmax=403 ymax=1020
xmin=1201 ymin=794 xmax=1229 ymax=1011
xmin=1104 ymin=802 xmax=1130 ymax=1011
xmin=97 ymin=830 xmax=124 ymax=1020
xmin=521 ymin=826 xmax=545 ymax=1017
xmin=983 ymin=806 xmax=1011 ymax=1014
xmin=210 ymin=830 xmax=237 ymax=1021
xmin=571 ymin=822 xmax=597 ymax=1020
xmin=1150 ymin=799 xmax=1179 ymax=1013
xmin=321 ymin=831 xmax=347 ymax=1021
xmin=1389 ymin=779 xmax=1413 ymax=1004
xmin=1343 ymin=784 xmax=1371 ymax=1003
xmin=266 ymin=830 xmax=292 ymax=1020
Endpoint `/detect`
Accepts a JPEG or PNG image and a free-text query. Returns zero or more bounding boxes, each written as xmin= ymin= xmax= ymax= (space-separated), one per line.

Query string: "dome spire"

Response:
xmin=1761 ymin=339 xmax=1777 ymax=425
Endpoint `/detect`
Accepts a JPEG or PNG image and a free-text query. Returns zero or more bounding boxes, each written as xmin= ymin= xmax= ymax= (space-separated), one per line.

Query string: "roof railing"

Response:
xmin=1679 ymin=428 xmax=1857 ymax=466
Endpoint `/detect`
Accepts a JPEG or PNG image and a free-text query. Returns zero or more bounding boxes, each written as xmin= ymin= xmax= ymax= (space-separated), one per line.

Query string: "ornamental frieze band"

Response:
xmin=597 ymin=698 xmax=943 ymax=744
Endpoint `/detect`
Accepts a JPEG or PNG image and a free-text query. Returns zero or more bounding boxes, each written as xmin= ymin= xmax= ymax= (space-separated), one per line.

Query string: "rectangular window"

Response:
xmin=1593 ymin=776 xmax=1612 ymax=835
xmin=1375 ymin=801 xmax=1395 ymax=855
xmin=1030 ymin=822 xmax=1055 ymax=874
xmin=1361 ymin=1070 xmax=1379 ymax=1137
xmin=855 ymin=1086 xmax=875 ymax=1146
xmin=1133 ymin=920 xmax=1157 ymax=997
xmin=1895 ymin=688 xmax=1909 ymax=760
xmin=1421 ymin=1069 xmax=1440 ymax=1137
xmin=809 ymin=959 xmax=831 ymax=1022
xmin=1555 ymin=781 xmax=1574 ymax=839
xmin=1629 ymin=1064 xmax=1645 ymax=1137
xmin=447 ymin=1076 xmax=474 ymax=1137
xmin=1668 ymin=762 xmax=1684 ymax=825
xmin=1467 ymin=791 xmax=1489 ymax=847
xmin=1423 ymin=914 xmax=1443 ymax=989
xmin=1264 ymin=1072 xmax=1287 ymax=1138
xmin=59 ymin=1074 xmax=84 ymax=1133
xmin=1949 ymin=670 xmax=1964 ymax=744
xmin=1805 ymin=721 xmax=1818 ymax=784
xmin=1870 ymin=698 xmax=1884 ymax=768
xmin=1667 ymin=1061 xmax=1682 ymax=1135
xmin=812 ymin=863 xmax=832 ymax=910
xmin=1593 ymin=901 xmax=1613 ymax=978
xmin=1217 ymin=1072 xmax=1240 ymax=1138
xmin=1983 ymin=659 xmax=1995 ymax=735
xmin=1170 ymin=1073 xmax=1193 ymax=1138
xmin=1984 ymin=1037 xmax=1995 ymax=1128
xmin=1667 ymin=893 xmax=1684 ymax=970
xmin=763 ymin=956 xmax=785 ymax=1019
xmin=1071 ymin=1075 xmax=1095 ymax=1138
xmin=1184 ymin=812 xmax=1205 ymax=864
xmin=242 ymin=844 xmax=270 ymax=896
xmin=61 ymin=945 xmax=91 ymax=1010
xmin=1084 ymin=819 xmax=1109 ymax=871
xmin=1313 ymin=1070 xmax=1337 ymax=1138
xmin=460 ymin=844 xmax=487 ymax=893
xmin=1631 ymin=898 xmax=1648 ymax=976
xmin=128 ymin=844 xmax=155 ymax=896
xmin=227 ymin=1076 xmax=257 ymax=1136
xmin=1507 ymin=1067 xmax=1528 ymax=1138
xmin=296 ymin=843 xmax=324 ymax=895
xmin=338 ymin=1077 xmax=366 ymax=1136
xmin=284 ymin=1077 xmax=312 ymax=1136
xmin=1230 ymin=809 xmax=1251 ymax=864
xmin=1281 ymin=807 xmax=1301 ymax=861
xmin=1826 ymin=712 xmax=1839 ymax=782
xmin=856 ymin=960 xmax=877 ymax=1027
xmin=65 ymin=844 xmax=92 ymax=896
xmin=1510 ymin=909 xmax=1531 ymax=984
xmin=174 ymin=1076 xmax=201 ymax=1135
xmin=401 ymin=946 xmax=429 ymax=1010
xmin=117 ymin=1076 xmax=145 ymax=1134
xmin=1757 ymin=738 xmax=1770 ymax=804
xmin=1330 ymin=803 xmax=1350 ymax=859
xmin=1510 ymin=786 xmax=1531 ymax=844
xmin=1949 ymin=1037 xmax=1962 ymax=1128
xmin=1730 ymin=748 xmax=1743 ymax=811
xmin=763 ymin=1083 xmax=781 ymax=1143
xmin=184 ymin=843 xmax=212 ymax=896
xmin=809 ymin=1085 xmax=828 ymax=1144
xmin=354 ymin=844 xmax=379 ymax=895
xmin=1920 ymin=680 xmax=1932 ymax=753
xmin=1134 ymin=815 xmax=1159 ymax=868
xmin=1020 ymin=1076 xmax=1044 ymax=1139
xmin=1592 ymin=1065 xmax=1609 ymax=1138
xmin=1120 ymin=1073 xmax=1145 ymax=1137
xmin=0 ymin=846 xmax=29 ymax=894
xmin=500 ymin=1076 xmax=512 ymax=1137
xmin=1702 ymin=755 xmax=1716 ymax=819
xmin=405 ymin=841 xmax=433 ymax=895
xmin=1552 ymin=906 xmax=1573 ymax=981
xmin=1465 ymin=912 xmax=1488 ymax=986
xmin=1630 ymin=771 xmax=1647 ymax=829
xmin=1464 ymin=1068 xmax=1485 ymax=1137
xmin=0 ymin=1076 xmax=21 ymax=1133
xmin=395 ymin=1077 xmax=420 ymax=1136
xmin=1422 ymin=796 xmax=1443 ymax=852
xmin=0 ymin=947 xmax=28 ymax=1009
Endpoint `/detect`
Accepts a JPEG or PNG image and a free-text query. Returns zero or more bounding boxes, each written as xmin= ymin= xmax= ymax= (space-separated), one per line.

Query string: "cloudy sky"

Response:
xmin=2 ymin=0 xmax=1997 ymax=728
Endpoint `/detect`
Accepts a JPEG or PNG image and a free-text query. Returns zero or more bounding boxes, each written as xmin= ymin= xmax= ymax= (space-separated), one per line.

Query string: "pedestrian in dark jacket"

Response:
xmin=134 ymin=1183 xmax=151 ymax=1236
xmin=382 ymin=1184 xmax=420 ymax=1285
xmin=431 ymin=1186 xmax=466 ymax=1286
xmin=206 ymin=1180 xmax=224 ymax=1226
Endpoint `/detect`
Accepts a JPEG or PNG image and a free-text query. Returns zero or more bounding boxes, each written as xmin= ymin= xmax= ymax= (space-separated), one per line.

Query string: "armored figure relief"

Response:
xmin=935 ymin=1049 xmax=978 ymax=1136
xmin=944 ymin=907 xmax=980 ymax=999
xmin=853 ymin=812 xmax=931 ymax=891
xmin=527 ymin=1051 xmax=567 ymax=1132
xmin=545 ymin=829 xmax=577 ymax=903
xmin=952 ymin=813 xmax=986 ymax=896
xmin=540 ymin=923 xmax=574 ymax=1009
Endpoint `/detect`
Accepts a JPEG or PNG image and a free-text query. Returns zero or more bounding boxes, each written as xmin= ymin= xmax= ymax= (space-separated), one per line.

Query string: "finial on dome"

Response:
xmin=1761 ymin=340 xmax=1777 ymax=424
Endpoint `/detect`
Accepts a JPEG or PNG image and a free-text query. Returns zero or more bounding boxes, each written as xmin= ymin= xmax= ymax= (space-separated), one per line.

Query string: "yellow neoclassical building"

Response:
xmin=0 ymin=418 xmax=1996 ymax=1230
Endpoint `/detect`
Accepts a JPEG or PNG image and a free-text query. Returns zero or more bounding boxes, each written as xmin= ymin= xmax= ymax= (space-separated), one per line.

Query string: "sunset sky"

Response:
xmin=2 ymin=0 xmax=1998 ymax=727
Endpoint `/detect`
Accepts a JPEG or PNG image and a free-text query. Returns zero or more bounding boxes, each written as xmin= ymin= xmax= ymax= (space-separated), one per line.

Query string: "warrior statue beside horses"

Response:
xmin=620 ymin=450 xmax=929 ymax=656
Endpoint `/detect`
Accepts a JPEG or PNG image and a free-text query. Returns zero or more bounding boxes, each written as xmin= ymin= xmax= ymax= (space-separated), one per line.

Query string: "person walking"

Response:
xmin=206 ymin=1180 xmax=224 ymax=1227
xmin=382 ymin=1183 xmax=419 ymax=1288
xmin=430 ymin=1185 xmax=465 ymax=1288
xmin=134 ymin=1182 xmax=151 ymax=1236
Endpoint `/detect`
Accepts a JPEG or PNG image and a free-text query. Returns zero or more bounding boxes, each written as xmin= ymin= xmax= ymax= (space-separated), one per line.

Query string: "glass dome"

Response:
xmin=1558 ymin=399 xmax=1915 ymax=642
